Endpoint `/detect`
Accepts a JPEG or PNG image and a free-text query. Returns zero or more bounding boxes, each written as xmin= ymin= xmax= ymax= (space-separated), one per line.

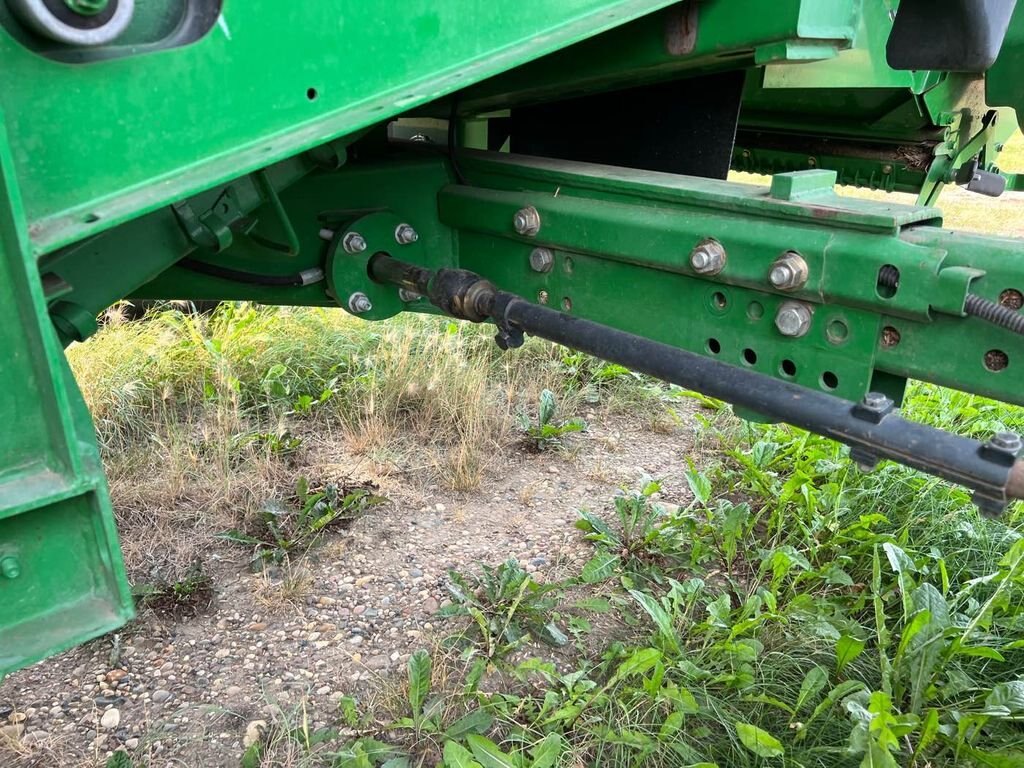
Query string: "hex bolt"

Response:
xmin=529 ymin=247 xmax=554 ymax=273
xmin=768 ymin=251 xmax=809 ymax=291
xmin=990 ymin=432 xmax=1023 ymax=453
xmin=394 ymin=224 xmax=419 ymax=245
xmin=318 ymin=228 xmax=335 ymax=242
xmin=347 ymin=292 xmax=373 ymax=314
xmin=689 ymin=239 xmax=727 ymax=275
xmin=398 ymin=288 xmax=421 ymax=302
xmin=513 ymin=206 xmax=541 ymax=237
xmin=862 ymin=392 xmax=892 ymax=412
xmin=342 ymin=232 xmax=367 ymax=254
xmin=774 ymin=301 xmax=812 ymax=338
xmin=0 ymin=556 xmax=20 ymax=580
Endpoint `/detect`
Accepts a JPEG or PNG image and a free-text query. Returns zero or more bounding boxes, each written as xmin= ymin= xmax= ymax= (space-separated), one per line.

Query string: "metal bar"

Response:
xmin=369 ymin=254 xmax=1024 ymax=512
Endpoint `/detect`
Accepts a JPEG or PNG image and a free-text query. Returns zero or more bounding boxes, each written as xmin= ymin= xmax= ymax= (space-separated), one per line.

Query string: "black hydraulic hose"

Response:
xmin=878 ymin=266 xmax=1024 ymax=336
xmin=368 ymin=254 xmax=1024 ymax=510
xmin=177 ymin=257 xmax=323 ymax=287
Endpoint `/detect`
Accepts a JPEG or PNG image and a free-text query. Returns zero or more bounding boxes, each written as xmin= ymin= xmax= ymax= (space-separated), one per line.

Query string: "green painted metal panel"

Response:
xmin=0 ymin=114 xmax=133 ymax=679
xmin=0 ymin=0 xmax=677 ymax=254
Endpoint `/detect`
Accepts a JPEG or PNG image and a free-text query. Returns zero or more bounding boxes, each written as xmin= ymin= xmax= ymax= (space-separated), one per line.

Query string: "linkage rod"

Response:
xmin=369 ymin=254 xmax=1024 ymax=512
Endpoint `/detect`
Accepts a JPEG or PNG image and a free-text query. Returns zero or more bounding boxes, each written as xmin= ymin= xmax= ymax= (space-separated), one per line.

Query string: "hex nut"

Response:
xmin=513 ymin=206 xmax=541 ymax=237
xmin=990 ymin=432 xmax=1023 ymax=453
xmin=774 ymin=301 xmax=813 ymax=337
xmin=529 ymin=247 xmax=554 ymax=273
xmin=347 ymin=292 xmax=373 ymax=314
xmin=342 ymin=232 xmax=367 ymax=254
xmin=394 ymin=224 xmax=419 ymax=245
xmin=768 ymin=251 xmax=809 ymax=291
xmin=689 ymin=239 xmax=727 ymax=275
xmin=861 ymin=392 xmax=891 ymax=411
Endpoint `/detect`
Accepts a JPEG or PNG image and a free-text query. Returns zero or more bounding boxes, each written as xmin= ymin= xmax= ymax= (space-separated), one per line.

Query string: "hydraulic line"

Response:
xmin=369 ymin=253 xmax=1024 ymax=512
xmin=176 ymin=257 xmax=323 ymax=287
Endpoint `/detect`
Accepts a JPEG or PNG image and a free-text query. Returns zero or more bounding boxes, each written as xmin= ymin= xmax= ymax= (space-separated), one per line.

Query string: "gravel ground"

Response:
xmin=0 ymin=408 xmax=701 ymax=767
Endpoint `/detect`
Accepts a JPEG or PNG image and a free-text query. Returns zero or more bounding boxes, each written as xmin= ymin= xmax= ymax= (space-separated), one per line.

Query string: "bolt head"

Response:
xmin=769 ymin=264 xmax=794 ymax=288
xmin=513 ymin=206 xmax=541 ymax=237
xmin=394 ymin=224 xmax=419 ymax=245
xmin=342 ymin=232 xmax=367 ymax=254
xmin=0 ymin=556 xmax=20 ymax=579
xmin=774 ymin=302 xmax=812 ymax=337
xmin=690 ymin=239 xmax=726 ymax=275
xmin=862 ymin=392 xmax=892 ymax=412
xmin=347 ymin=292 xmax=372 ymax=314
xmin=991 ymin=431 xmax=1023 ymax=453
xmin=529 ymin=247 xmax=554 ymax=273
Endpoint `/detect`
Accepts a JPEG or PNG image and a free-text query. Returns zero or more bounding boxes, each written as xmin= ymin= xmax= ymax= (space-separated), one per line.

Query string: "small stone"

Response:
xmin=224 ymin=686 xmax=242 ymax=697
xmin=1 ymin=724 xmax=24 ymax=740
xmin=423 ymin=597 xmax=439 ymax=614
xmin=365 ymin=655 xmax=389 ymax=671
xmin=434 ymin=503 xmax=446 ymax=512
xmin=246 ymin=622 xmax=267 ymax=632
xmin=100 ymin=709 xmax=121 ymax=730
xmin=9 ymin=712 xmax=26 ymax=724
xmin=315 ymin=686 xmax=331 ymax=696
xmin=243 ymin=720 xmax=267 ymax=748
xmin=355 ymin=576 xmax=373 ymax=587
xmin=214 ymin=648 xmax=230 ymax=659
xmin=125 ymin=738 xmax=140 ymax=749
xmin=348 ymin=635 xmax=364 ymax=646
xmin=21 ymin=731 xmax=47 ymax=747
xmin=151 ymin=690 xmax=172 ymax=704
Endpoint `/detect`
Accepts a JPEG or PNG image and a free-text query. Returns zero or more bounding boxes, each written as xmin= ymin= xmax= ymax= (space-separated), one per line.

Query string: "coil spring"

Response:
xmin=877 ymin=265 xmax=900 ymax=288
xmin=877 ymin=265 xmax=1023 ymax=336
xmin=964 ymin=294 xmax=1024 ymax=336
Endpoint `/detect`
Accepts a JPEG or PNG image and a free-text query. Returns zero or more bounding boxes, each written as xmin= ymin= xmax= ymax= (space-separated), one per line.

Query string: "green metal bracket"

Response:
xmin=0 ymin=115 xmax=133 ymax=679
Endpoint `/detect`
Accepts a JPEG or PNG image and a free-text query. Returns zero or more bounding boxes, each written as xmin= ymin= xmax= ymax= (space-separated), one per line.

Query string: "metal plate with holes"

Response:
xmin=327 ymin=212 xmax=424 ymax=320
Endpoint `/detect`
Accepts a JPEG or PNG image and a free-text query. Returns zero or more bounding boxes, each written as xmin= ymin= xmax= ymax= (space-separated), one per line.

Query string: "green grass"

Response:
xmin=82 ymin=133 xmax=1024 ymax=768
xmin=308 ymin=386 xmax=1024 ymax=768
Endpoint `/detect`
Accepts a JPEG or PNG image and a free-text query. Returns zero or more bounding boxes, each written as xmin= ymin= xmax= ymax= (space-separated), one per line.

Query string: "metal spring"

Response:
xmin=964 ymin=293 xmax=1024 ymax=336
xmin=877 ymin=264 xmax=900 ymax=288
xmin=877 ymin=265 xmax=1023 ymax=336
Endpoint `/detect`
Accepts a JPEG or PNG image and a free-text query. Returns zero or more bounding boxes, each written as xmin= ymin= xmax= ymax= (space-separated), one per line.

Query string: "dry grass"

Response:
xmin=68 ymin=305 xmax=606 ymax=586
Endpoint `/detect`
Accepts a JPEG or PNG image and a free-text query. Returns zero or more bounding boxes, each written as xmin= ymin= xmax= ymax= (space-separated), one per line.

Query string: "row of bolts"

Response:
xmin=319 ymin=206 xmax=815 ymax=338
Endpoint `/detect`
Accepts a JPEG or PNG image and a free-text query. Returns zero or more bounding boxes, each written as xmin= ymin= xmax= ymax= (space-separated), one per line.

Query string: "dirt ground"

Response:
xmin=0 ymin=406 xmax=702 ymax=768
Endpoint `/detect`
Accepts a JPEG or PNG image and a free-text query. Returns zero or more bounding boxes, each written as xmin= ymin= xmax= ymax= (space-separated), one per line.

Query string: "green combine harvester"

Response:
xmin=1 ymin=0 xmax=1023 ymax=678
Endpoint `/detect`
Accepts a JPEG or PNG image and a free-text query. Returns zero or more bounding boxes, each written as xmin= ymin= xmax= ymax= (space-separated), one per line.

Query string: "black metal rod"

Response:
xmin=370 ymin=255 xmax=1022 ymax=508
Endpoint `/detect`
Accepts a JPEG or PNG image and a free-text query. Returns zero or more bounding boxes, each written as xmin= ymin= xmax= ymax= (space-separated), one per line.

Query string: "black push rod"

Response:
xmin=369 ymin=255 xmax=1024 ymax=512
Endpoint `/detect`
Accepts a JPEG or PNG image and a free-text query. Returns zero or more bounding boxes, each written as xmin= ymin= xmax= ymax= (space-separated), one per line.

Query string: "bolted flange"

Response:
xmin=513 ymin=206 xmax=541 ymax=237
xmin=768 ymin=251 xmax=809 ymax=291
xmin=774 ymin=301 xmax=812 ymax=337
xmin=689 ymin=239 xmax=727 ymax=275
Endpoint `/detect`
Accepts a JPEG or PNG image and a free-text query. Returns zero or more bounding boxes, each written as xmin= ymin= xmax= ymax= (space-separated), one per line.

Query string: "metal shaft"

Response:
xmin=369 ymin=255 xmax=1023 ymax=510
